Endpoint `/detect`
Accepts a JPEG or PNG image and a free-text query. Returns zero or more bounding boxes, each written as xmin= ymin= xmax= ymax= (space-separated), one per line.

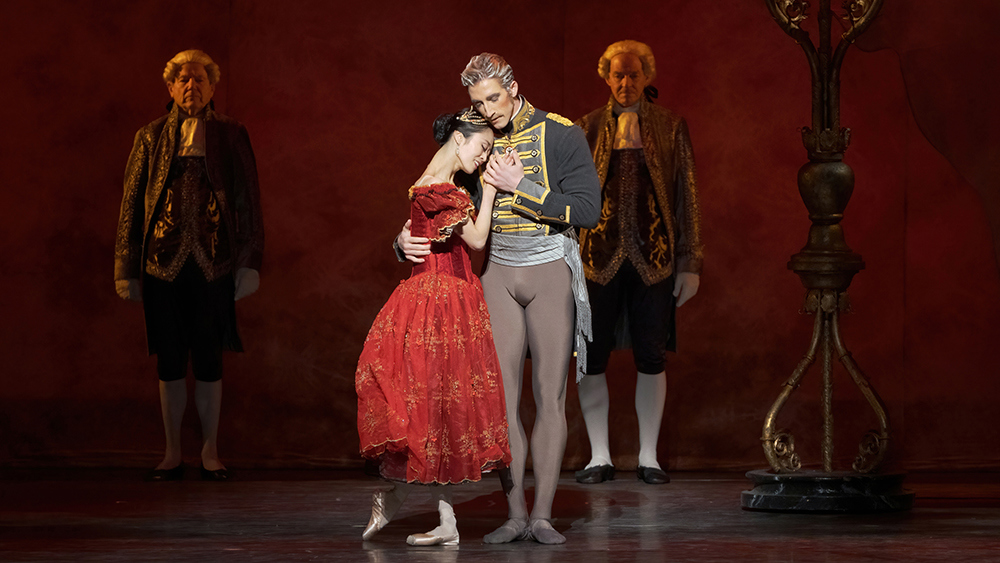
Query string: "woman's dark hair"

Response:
xmin=432 ymin=108 xmax=493 ymax=146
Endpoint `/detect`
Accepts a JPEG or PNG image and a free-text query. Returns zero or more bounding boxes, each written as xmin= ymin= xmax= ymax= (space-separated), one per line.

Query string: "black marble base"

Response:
xmin=741 ymin=469 xmax=915 ymax=513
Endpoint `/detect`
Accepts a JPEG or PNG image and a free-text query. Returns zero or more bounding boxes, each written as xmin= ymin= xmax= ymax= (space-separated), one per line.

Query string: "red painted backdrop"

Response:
xmin=1 ymin=0 xmax=997 ymax=472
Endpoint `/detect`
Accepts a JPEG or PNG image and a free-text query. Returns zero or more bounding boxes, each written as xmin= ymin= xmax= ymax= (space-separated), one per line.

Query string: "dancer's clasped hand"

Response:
xmin=482 ymin=147 xmax=523 ymax=193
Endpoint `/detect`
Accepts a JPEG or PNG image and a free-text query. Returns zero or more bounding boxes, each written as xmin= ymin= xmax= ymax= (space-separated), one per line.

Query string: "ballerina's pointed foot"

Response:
xmin=483 ymin=518 xmax=530 ymax=544
xmin=362 ymin=489 xmax=403 ymax=541
xmin=529 ymin=518 xmax=565 ymax=545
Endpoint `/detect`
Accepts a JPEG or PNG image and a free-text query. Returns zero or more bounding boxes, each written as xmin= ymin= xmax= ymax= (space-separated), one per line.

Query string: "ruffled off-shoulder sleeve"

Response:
xmin=409 ymin=183 xmax=476 ymax=242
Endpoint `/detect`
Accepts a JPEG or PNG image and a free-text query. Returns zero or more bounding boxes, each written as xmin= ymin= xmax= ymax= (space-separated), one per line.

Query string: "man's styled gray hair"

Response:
xmin=163 ymin=49 xmax=221 ymax=85
xmin=598 ymin=40 xmax=656 ymax=82
xmin=460 ymin=53 xmax=515 ymax=93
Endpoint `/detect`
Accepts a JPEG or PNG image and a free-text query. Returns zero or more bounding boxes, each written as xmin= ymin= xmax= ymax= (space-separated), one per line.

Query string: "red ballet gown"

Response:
xmin=356 ymin=183 xmax=511 ymax=484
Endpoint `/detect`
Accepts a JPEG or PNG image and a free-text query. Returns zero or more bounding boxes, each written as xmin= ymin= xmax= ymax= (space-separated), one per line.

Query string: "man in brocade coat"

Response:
xmin=574 ymin=40 xmax=704 ymax=486
xmin=114 ymin=49 xmax=263 ymax=482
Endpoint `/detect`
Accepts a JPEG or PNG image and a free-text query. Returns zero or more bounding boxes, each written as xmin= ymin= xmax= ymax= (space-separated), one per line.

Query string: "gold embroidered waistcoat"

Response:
xmin=145 ymin=157 xmax=232 ymax=281
xmin=576 ymin=98 xmax=703 ymax=286
xmin=114 ymin=104 xmax=264 ymax=283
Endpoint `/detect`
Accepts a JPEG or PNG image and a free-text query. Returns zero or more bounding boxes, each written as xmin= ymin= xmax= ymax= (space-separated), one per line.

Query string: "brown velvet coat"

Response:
xmin=576 ymin=97 xmax=703 ymax=285
xmin=115 ymin=104 xmax=264 ymax=282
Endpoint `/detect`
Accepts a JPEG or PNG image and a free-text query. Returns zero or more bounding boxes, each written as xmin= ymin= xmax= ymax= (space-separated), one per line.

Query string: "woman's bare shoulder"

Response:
xmin=413 ymin=174 xmax=451 ymax=187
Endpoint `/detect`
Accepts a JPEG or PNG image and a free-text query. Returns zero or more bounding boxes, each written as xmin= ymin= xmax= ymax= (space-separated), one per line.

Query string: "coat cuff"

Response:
xmin=675 ymin=253 xmax=703 ymax=275
xmin=511 ymin=178 xmax=571 ymax=223
xmin=114 ymin=259 xmax=140 ymax=281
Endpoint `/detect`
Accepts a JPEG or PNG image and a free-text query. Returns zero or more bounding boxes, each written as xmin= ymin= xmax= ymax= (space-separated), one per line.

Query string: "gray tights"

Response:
xmin=481 ymin=259 xmax=574 ymax=522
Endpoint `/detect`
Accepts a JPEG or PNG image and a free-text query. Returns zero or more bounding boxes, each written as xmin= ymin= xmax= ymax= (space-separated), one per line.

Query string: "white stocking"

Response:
xmin=635 ymin=371 xmax=667 ymax=469
xmin=577 ymin=373 xmax=612 ymax=467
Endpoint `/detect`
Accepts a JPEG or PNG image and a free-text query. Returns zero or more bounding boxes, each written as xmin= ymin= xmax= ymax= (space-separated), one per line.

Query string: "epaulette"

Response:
xmin=546 ymin=112 xmax=574 ymax=127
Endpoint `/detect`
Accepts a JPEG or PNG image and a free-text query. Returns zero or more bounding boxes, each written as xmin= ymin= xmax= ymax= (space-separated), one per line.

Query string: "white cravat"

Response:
xmin=612 ymin=103 xmax=642 ymax=150
xmin=178 ymin=117 xmax=206 ymax=157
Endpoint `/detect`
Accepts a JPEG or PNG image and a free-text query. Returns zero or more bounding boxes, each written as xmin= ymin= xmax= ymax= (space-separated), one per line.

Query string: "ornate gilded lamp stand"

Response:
xmin=740 ymin=0 xmax=914 ymax=512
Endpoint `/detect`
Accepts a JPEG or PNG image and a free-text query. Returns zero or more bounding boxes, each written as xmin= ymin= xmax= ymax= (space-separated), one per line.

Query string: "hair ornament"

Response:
xmin=456 ymin=107 xmax=490 ymax=127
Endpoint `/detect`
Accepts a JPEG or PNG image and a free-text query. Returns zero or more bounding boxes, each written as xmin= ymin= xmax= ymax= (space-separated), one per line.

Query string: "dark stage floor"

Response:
xmin=2 ymin=469 xmax=999 ymax=562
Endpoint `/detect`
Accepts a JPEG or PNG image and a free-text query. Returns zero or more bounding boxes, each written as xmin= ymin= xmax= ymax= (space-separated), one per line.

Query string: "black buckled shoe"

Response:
xmin=200 ymin=465 xmax=233 ymax=481
xmin=636 ymin=466 xmax=670 ymax=484
xmin=575 ymin=464 xmax=615 ymax=484
xmin=145 ymin=463 xmax=185 ymax=482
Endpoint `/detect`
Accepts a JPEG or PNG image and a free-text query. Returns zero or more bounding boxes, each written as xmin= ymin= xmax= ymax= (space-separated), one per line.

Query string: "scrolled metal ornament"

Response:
xmin=838 ymin=0 xmax=884 ymax=46
xmin=766 ymin=0 xmax=815 ymax=43
xmin=782 ymin=0 xmax=811 ymax=27
xmin=843 ymin=0 xmax=871 ymax=24
xmin=764 ymin=430 xmax=802 ymax=472
xmin=853 ymin=429 xmax=889 ymax=473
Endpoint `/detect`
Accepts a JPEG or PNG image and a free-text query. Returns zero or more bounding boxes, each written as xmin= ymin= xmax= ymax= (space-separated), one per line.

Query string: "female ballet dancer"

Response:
xmin=356 ymin=107 xmax=511 ymax=546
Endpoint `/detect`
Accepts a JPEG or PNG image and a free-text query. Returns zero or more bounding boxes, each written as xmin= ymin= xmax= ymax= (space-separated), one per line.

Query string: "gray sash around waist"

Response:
xmin=489 ymin=231 xmax=593 ymax=382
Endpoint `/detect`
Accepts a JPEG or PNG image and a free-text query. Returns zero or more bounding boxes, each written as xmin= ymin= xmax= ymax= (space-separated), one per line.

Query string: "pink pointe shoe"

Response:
xmin=406 ymin=531 xmax=459 ymax=546
xmin=362 ymin=489 xmax=403 ymax=541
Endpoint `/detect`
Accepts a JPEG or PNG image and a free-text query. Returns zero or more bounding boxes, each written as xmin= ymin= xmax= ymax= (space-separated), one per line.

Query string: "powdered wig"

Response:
xmin=460 ymin=53 xmax=515 ymax=94
xmin=163 ymin=49 xmax=221 ymax=85
xmin=598 ymin=40 xmax=656 ymax=82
